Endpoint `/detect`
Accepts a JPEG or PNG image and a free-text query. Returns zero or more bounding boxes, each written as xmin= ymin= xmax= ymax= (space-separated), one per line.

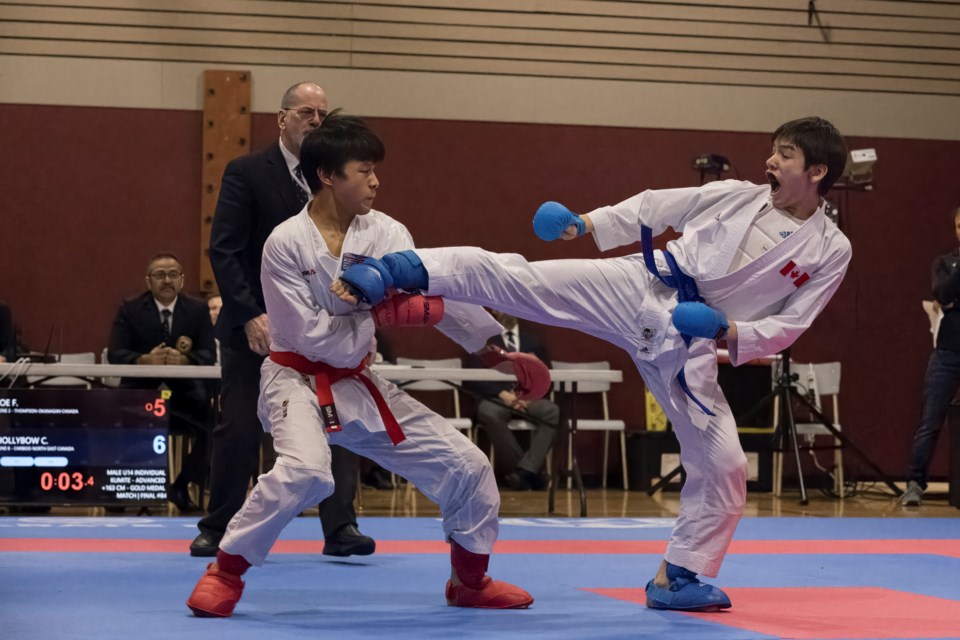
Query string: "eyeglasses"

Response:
xmin=283 ymin=106 xmax=329 ymax=120
xmin=149 ymin=270 xmax=183 ymax=281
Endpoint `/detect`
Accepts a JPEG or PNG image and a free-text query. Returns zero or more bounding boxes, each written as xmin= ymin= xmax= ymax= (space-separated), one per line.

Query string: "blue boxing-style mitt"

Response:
xmin=671 ymin=302 xmax=729 ymax=340
xmin=532 ymin=201 xmax=586 ymax=241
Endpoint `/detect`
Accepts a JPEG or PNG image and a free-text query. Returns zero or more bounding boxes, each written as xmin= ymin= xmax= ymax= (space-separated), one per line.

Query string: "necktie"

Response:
xmin=161 ymin=309 xmax=172 ymax=342
xmin=293 ymin=164 xmax=309 ymax=207
xmin=504 ymin=329 xmax=517 ymax=352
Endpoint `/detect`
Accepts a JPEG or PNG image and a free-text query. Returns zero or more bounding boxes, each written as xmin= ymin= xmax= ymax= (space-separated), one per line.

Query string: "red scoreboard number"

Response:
xmin=39 ymin=471 xmax=95 ymax=492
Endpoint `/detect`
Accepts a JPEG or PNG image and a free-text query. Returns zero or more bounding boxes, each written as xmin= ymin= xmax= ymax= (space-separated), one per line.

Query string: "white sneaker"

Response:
xmin=901 ymin=481 xmax=923 ymax=507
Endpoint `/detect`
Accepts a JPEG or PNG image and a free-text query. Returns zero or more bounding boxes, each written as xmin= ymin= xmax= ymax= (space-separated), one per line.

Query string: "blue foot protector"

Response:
xmin=644 ymin=562 xmax=732 ymax=612
xmin=381 ymin=250 xmax=428 ymax=291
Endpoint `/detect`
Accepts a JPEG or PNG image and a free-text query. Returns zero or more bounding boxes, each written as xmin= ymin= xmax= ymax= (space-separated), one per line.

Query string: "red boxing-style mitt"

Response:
xmin=478 ymin=345 xmax=551 ymax=401
xmin=372 ymin=293 xmax=445 ymax=328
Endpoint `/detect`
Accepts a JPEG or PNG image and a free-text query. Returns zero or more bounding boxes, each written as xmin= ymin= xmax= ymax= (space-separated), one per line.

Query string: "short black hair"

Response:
xmin=772 ymin=117 xmax=848 ymax=195
xmin=146 ymin=252 xmax=182 ymax=273
xmin=300 ymin=110 xmax=385 ymax=193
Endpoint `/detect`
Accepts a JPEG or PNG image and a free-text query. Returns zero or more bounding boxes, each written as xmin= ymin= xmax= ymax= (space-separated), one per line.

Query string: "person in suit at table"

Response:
xmin=465 ymin=310 xmax=559 ymax=490
xmin=0 ymin=301 xmax=15 ymax=363
xmin=207 ymin=294 xmax=223 ymax=363
xmin=207 ymin=294 xmax=223 ymax=327
xmin=195 ymin=81 xmax=373 ymax=558
xmin=108 ymin=252 xmax=217 ymax=512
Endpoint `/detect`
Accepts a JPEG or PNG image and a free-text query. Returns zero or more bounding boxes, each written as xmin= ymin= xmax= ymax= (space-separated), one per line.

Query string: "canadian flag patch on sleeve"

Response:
xmin=779 ymin=261 xmax=810 ymax=287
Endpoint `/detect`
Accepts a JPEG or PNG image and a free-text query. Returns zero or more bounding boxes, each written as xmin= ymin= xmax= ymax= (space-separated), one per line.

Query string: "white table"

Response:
xmin=1 ymin=362 xmax=620 ymax=384
xmin=1 ymin=361 xmax=623 ymax=515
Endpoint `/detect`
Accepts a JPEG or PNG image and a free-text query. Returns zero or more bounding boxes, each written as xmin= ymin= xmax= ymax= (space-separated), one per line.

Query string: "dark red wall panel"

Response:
xmin=1 ymin=103 xmax=957 ymax=479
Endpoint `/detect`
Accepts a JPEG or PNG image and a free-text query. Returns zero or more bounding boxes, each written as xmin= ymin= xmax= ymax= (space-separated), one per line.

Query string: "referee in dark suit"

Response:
xmin=193 ymin=82 xmax=372 ymax=557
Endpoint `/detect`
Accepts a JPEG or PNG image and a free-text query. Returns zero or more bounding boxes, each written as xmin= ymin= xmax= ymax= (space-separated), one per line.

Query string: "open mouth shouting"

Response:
xmin=766 ymin=171 xmax=781 ymax=194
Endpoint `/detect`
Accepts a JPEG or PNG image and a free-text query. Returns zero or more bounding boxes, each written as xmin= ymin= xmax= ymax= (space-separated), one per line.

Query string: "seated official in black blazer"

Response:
xmin=465 ymin=311 xmax=560 ymax=491
xmin=108 ymin=252 xmax=217 ymax=512
xmin=0 ymin=301 xmax=15 ymax=363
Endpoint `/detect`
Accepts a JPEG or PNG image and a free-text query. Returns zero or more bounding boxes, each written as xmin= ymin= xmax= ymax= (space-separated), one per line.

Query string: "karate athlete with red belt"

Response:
xmin=186 ymin=112 xmax=546 ymax=617
xmin=334 ymin=117 xmax=852 ymax=612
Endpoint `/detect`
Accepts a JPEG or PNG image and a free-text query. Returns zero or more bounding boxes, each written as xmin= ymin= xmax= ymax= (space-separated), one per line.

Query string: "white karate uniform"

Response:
xmin=220 ymin=208 xmax=503 ymax=566
xmin=416 ymin=180 xmax=852 ymax=578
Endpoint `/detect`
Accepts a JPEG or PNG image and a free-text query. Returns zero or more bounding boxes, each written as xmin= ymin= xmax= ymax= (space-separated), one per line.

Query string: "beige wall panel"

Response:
xmin=0 ymin=39 xmax=354 ymax=67
xmin=359 ymin=0 xmax=960 ymax=23
xmin=30 ymin=0 xmax=957 ymax=33
xmin=1 ymin=4 xmax=348 ymax=34
xmin=547 ymin=0 xmax=960 ymax=20
xmin=0 ymin=54 xmax=166 ymax=107
xmin=7 ymin=19 xmax=957 ymax=68
xmin=353 ymin=33 xmax=960 ymax=81
xmin=348 ymin=33 xmax=960 ymax=81
xmin=355 ymin=6 xmax=960 ymax=46
xmin=346 ymin=51 xmax=960 ymax=95
xmin=809 ymin=13 xmax=960 ymax=32
xmin=355 ymin=0 xmax=784 ymax=22
xmin=530 ymin=73 xmax=960 ymax=140
xmin=2 ymin=53 xmax=959 ymax=139
xmin=356 ymin=5 xmax=959 ymax=35
xmin=815 ymin=0 xmax=960 ymax=19
xmin=0 ymin=22 xmax=351 ymax=51
xmin=28 ymin=0 xmax=354 ymax=19
xmin=28 ymin=0 xmax=960 ymax=23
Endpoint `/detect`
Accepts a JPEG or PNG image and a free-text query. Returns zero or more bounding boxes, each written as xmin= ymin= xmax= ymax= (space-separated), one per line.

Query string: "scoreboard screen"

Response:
xmin=0 ymin=388 xmax=169 ymax=506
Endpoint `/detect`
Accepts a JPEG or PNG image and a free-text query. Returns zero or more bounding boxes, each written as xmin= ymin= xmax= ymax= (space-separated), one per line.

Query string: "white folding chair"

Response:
xmin=26 ymin=352 xmax=97 ymax=388
xmin=773 ymin=361 xmax=844 ymax=498
xmin=395 ymin=357 xmax=474 ymax=440
xmin=552 ymin=360 xmax=628 ymax=490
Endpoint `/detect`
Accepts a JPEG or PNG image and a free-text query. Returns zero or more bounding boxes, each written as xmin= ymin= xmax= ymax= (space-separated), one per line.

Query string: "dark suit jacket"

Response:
xmin=464 ymin=324 xmax=552 ymax=398
xmin=0 ymin=301 xmax=15 ymax=362
xmin=208 ymin=141 xmax=307 ymax=349
xmin=108 ymin=291 xmax=217 ymax=428
xmin=933 ymin=249 xmax=960 ymax=351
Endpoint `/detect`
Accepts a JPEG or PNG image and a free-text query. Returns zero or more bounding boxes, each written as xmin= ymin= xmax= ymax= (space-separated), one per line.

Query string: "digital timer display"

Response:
xmin=0 ymin=389 xmax=169 ymax=506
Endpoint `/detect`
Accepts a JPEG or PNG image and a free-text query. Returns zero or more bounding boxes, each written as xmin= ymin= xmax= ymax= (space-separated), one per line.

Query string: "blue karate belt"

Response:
xmin=640 ymin=225 xmax=715 ymax=417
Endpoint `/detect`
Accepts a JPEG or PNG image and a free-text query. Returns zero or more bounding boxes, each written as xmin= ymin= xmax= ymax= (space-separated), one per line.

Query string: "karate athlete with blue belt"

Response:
xmin=333 ymin=117 xmax=852 ymax=612
xmin=186 ymin=112 xmax=548 ymax=617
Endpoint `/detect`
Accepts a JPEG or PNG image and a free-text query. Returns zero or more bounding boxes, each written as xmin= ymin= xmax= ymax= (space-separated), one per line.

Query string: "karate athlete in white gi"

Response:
xmin=334 ymin=117 xmax=852 ymax=612
xmin=187 ymin=112 xmax=545 ymax=617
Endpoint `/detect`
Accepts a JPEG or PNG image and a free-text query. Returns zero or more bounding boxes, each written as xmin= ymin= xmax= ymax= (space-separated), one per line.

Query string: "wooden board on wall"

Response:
xmin=200 ymin=70 xmax=251 ymax=294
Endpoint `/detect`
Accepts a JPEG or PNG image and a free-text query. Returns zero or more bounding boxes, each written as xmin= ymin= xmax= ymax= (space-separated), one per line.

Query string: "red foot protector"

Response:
xmin=588 ymin=586 xmax=960 ymax=639
xmin=445 ymin=577 xmax=534 ymax=610
xmin=447 ymin=540 xmax=533 ymax=609
xmin=186 ymin=562 xmax=245 ymax=618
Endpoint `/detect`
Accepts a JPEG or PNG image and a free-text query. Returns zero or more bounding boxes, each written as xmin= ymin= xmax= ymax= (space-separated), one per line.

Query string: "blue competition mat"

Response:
xmin=2 ymin=517 xmax=960 ymax=640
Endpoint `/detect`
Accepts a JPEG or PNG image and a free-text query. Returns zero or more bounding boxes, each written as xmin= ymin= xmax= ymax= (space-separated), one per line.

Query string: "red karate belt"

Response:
xmin=268 ymin=351 xmax=406 ymax=445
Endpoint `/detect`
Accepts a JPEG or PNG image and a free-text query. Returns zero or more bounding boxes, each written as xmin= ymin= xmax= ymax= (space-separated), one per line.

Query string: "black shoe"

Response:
xmin=323 ymin=523 xmax=376 ymax=557
xmin=190 ymin=531 xmax=222 ymax=557
xmin=362 ymin=468 xmax=395 ymax=490
xmin=503 ymin=468 xmax=538 ymax=491
xmin=531 ymin=472 xmax=549 ymax=491
xmin=168 ymin=484 xmax=200 ymax=514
